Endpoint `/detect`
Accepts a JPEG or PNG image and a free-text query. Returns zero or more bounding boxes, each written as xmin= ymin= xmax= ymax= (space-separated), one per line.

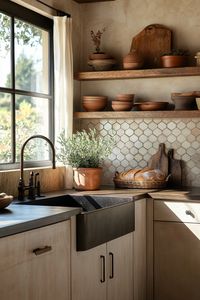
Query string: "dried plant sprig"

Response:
xmin=90 ymin=27 xmax=106 ymax=53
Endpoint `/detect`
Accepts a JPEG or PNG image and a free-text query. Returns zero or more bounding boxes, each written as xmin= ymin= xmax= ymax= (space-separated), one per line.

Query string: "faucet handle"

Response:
xmin=28 ymin=172 xmax=35 ymax=200
xmin=18 ymin=178 xmax=24 ymax=201
xmin=35 ymin=173 xmax=41 ymax=197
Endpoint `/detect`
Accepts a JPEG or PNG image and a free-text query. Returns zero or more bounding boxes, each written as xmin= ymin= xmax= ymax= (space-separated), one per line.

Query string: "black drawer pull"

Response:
xmin=33 ymin=245 xmax=52 ymax=256
xmin=185 ymin=210 xmax=195 ymax=218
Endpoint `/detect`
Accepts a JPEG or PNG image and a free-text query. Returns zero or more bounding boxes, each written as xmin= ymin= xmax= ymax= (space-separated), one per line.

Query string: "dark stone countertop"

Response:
xmin=0 ymin=204 xmax=81 ymax=238
xmin=1 ymin=186 xmax=200 ymax=239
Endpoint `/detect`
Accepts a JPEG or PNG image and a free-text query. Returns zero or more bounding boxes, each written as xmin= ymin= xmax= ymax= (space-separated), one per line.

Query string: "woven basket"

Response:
xmin=113 ymin=178 xmax=168 ymax=189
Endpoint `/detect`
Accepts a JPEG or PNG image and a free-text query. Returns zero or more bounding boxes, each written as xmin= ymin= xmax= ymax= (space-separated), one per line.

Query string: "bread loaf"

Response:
xmin=114 ymin=167 xmax=166 ymax=182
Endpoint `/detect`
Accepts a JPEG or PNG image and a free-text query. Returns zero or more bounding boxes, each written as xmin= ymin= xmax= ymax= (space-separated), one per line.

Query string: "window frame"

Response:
xmin=0 ymin=0 xmax=54 ymax=170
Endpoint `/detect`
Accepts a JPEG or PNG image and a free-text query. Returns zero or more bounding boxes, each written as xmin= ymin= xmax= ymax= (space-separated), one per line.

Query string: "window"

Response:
xmin=0 ymin=0 xmax=54 ymax=169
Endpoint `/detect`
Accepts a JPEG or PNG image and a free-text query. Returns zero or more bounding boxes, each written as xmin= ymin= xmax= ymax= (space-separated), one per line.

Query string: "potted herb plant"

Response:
xmin=160 ymin=49 xmax=189 ymax=68
xmin=57 ymin=128 xmax=115 ymax=191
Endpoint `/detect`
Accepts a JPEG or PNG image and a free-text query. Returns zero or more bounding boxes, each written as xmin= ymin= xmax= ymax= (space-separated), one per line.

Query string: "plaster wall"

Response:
xmin=80 ymin=0 xmax=200 ymax=72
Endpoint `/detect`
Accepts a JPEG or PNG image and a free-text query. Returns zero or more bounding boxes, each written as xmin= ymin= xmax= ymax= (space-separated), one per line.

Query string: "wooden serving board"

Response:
xmin=130 ymin=24 xmax=172 ymax=68
xmin=148 ymin=143 xmax=169 ymax=177
xmin=168 ymin=149 xmax=182 ymax=187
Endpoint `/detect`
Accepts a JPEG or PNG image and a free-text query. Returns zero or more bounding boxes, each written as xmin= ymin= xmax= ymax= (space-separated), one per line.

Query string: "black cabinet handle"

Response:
xmin=109 ymin=252 xmax=114 ymax=279
xmin=185 ymin=210 xmax=195 ymax=218
xmin=33 ymin=245 xmax=52 ymax=256
xmin=100 ymin=255 xmax=105 ymax=283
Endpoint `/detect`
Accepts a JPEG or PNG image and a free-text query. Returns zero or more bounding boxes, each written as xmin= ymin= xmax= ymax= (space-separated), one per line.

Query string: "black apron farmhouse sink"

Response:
xmin=16 ymin=194 xmax=135 ymax=251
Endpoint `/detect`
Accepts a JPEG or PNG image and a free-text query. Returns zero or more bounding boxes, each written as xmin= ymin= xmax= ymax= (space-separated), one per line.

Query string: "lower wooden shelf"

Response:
xmin=74 ymin=110 xmax=200 ymax=119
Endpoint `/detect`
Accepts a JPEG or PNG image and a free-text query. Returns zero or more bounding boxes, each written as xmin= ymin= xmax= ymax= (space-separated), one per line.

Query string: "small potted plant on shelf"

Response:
xmin=88 ymin=27 xmax=117 ymax=71
xmin=57 ymin=128 xmax=115 ymax=191
xmin=160 ymin=49 xmax=189 ymax=68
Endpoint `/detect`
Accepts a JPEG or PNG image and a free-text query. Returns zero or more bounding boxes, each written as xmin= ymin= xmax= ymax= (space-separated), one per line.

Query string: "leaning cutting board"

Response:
xmin=130 ymin=24 xmax=172 ymax=67
xmin=148 ymin=143 xmax=168 ymax=177
xmin=168 ymin=148 xmax=182 ymax=187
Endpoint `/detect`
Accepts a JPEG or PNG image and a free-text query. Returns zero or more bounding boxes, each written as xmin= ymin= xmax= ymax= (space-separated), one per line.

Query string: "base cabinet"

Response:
xmin=71 ymin=222 xmax=133 ymax=300
xmin=153 ymin=200 xmax=200 ymax=300
xmin=0 ymin=221 xmax=71 ymax=300
xmin=154 ymin=221 xmax=200 ymax=300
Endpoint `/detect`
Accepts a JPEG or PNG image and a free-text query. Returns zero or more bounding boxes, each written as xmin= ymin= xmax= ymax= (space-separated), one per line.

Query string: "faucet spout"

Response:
xmin=20 ymin=135 xmax=56 ymax=180
xmin=18 ymin=135 xmax=56 ymax=200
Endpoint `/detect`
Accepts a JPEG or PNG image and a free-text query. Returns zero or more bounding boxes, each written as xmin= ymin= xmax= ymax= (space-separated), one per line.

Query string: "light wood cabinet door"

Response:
xmin=0 ymin=220 xmax=71 ymax=300
xmin=154 ymin=221 xmax=200 ymax=300
xmin=107 ymin=233 xmax=133 ymax=300
xmin=71 ymin=243 xmax=107 ymax=300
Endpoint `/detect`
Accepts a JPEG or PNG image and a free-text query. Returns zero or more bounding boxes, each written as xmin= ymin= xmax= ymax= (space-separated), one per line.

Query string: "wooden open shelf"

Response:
xmin=74 ymin=110 xmax=200 ymax=119
xmin=75 ymin=66 xmax=200 ymax=81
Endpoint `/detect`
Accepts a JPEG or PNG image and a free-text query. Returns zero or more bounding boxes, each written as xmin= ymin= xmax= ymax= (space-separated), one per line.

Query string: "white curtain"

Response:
xmin=53 ymin=16 xmax=73 ymax=139
xmin=53 ymin=16 xmax=73 ymax=188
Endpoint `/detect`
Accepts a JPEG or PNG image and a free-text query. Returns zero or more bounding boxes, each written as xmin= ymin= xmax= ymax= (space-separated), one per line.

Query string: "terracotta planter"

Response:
xmin=73 ymin=167 xmax=102 ymax=191
xmin=161 ymin=55 xmax=188 ymax=68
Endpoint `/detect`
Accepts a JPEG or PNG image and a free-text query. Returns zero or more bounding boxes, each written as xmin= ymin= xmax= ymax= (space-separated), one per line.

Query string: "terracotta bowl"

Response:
xmin=134 ymin=101 xmax=169 ymax=111
xmin=171 ymin=93 xmax=197 ymax=110
xmin=116 ymin=94 xmax=135 ymax=102
xmin=82 ymin=99 xmax=107 ymax=111
xmin=111 ymin=101 xmax=133 ymax=111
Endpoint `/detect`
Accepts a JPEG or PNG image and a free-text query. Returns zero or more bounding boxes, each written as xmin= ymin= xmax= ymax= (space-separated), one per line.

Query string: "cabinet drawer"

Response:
xmin=0 ymin=220 xmax=70 ymax=271
xmin=154 ymin=200 xmax=200 ymax=223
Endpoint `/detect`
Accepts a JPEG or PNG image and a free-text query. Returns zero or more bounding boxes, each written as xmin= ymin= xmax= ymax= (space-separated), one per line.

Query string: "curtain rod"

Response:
xmin=35 ymin=0 xmax=71 ymax=17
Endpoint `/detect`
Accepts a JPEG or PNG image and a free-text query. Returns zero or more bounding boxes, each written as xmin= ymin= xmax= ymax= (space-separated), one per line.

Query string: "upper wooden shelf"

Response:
xmin=75 ymin=66 xmax=200 ymax=81
xmin=74 ymin=110 xmax=200 ymax=119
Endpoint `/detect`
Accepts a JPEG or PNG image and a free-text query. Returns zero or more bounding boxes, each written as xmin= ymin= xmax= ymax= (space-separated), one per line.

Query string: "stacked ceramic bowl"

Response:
xmin=82 ymin=95 xmax=108 ymax=112
xmin=112 ymin=94 xmax=134 ymax=111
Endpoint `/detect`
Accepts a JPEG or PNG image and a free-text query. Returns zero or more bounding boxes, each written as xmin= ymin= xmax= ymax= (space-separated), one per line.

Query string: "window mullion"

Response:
xmin=11 ymin=15 xmax=15 ymax=163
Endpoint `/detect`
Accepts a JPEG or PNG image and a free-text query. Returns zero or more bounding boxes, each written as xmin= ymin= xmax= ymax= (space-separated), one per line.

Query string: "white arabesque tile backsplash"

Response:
xmin=79 ymin=118 xmax=200 ymax=187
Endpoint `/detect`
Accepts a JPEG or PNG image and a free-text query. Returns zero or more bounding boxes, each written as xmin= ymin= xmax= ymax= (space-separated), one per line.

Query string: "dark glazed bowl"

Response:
xmin=135 ymin=101 xmax=169 ymax=111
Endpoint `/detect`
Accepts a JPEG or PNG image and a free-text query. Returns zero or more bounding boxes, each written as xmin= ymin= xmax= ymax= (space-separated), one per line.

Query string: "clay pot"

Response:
xmin=123 ymin=50 xmax=143 ymax=70
xmin=73 ymin=167 xmax=102 ymax=191
xmin=89 ymin=53 xmax=112 ymax=60
xmin=161 ymin=55 xmax=188 ymax=68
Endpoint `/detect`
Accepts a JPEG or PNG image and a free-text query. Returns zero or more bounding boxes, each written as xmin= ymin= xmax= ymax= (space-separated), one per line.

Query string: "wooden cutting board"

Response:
xmin=168 ymin=148 xmax=182 ymax=187
xmin=130 ymin=24 xmax=172 ymax=68
xmin=148 ymin=143 xmax=169 ymax=177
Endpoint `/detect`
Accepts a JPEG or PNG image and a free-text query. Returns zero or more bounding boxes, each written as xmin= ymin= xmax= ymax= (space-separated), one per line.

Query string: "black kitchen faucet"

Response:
xmin=17 ymin=135 xmax=56 ymax=201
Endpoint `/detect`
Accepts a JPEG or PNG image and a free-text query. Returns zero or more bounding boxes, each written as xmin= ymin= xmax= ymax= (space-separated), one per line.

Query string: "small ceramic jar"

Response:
xmin=123 ymin=50 xmax=144 ymax=70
